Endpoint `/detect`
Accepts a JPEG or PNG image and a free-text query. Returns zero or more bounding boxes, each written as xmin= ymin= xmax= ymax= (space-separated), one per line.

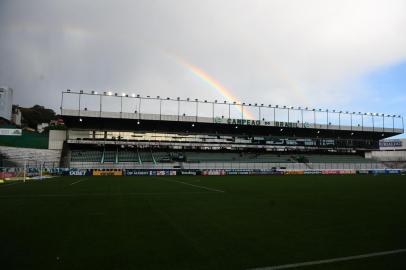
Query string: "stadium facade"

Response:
xmin=46 ymin=90 xmax=404 ymax=172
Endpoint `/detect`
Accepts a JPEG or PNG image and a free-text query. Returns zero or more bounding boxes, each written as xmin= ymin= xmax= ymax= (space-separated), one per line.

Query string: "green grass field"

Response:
xmin=1 ymin=175 xmax=406 ymax=270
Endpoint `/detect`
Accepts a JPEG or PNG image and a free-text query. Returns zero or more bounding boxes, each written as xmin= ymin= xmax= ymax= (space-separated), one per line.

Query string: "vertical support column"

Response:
xmin=99 ymin=94 xmax=102 ymax=118
xmin=138 ymin=97 xmax=142 ymax=121
xmin=228 ymin=103 xmax=231 ymax=119
xmin=195 ymin=99 xmax=198 ymax=123
xmin=120 ymin=95 xmax=123 ymax=118
xmin=273 ymin=107 xmax=276 ymax=124
xmin=382 ymin=114 xmax=385 ymax=132
xmin=258 ymin=106 xmax=261 ymax=121
xmin=372 ymin=114 xmax=375 ymax=132
xmin=78 ymin=92 xmax=82 ymax=117
xmin=212 ymin=101 xmax=215 ymax=123
xmin=350 ymin=113 xmax=353 ymax=131
xmin=159 ymin=99 xmax=162 ymax=121
xmin=60 ymin=92 xmax=64 ymax=115
xmin=313 ymin=109 xmax=316 ymax=128
xmin=177 ymin=97 xmax=180 ymax=121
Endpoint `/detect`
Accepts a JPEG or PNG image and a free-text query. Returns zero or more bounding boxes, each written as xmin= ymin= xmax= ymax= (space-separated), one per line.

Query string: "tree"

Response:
xmin=19 ymin=105 xmax=56 ymax=129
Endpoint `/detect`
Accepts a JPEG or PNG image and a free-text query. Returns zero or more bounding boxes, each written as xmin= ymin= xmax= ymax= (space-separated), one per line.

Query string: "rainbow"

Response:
xmin=176 ymin=58 xmax=256 ymax=120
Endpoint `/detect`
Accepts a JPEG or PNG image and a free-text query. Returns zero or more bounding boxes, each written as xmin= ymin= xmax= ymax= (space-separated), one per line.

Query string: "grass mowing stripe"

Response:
xmin=155 ymin=177 xmax=225 ymax=193
xmin=248 ymin=248 xmax=406 ymax=270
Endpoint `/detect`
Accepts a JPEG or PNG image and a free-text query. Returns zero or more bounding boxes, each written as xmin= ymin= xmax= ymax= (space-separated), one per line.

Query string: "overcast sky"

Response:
xmin=1 ymin=0 xmax=406 ymax=126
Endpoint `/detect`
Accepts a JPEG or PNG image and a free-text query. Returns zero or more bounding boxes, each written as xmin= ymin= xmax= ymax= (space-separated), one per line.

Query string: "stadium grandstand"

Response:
xmin=1 ymin=90 xmax=404 ymax=175
xmin=44 ymin=90 xmax=404 ymax=172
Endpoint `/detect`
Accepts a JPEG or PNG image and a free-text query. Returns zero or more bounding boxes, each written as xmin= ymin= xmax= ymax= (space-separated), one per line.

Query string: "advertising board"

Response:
xmin=69 ymin=169 xmax=92 ymax=176
xmin=202 ymin=170 xmax=226 ymax=176
xmin=93 ymin=169 xmax=123 ymax=176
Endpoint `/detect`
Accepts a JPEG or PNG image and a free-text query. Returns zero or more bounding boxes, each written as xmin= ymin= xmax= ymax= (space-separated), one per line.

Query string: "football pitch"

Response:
xmin=1 ymin=174 xmax=406 ymax=270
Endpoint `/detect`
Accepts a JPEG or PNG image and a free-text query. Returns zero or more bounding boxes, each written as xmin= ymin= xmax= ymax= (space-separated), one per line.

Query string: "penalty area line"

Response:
xmin=248 ymin=248 xmax=406 ymax=270
xmin=69 ymin=178 xmax=87 ymax=186
xmin=155 ymin=178 xmax=225 ymax=193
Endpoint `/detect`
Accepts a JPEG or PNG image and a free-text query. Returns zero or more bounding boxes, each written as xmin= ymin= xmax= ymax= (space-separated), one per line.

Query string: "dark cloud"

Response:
xmin=1 ymin=0 xmax=406 ymax=113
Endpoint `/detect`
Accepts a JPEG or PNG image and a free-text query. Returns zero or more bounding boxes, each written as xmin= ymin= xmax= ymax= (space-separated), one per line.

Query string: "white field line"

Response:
xmin=156 ymin=178 xmax=225 ymax=193
xmin=69 ymin=178 xmax=87 ymax=186
xmin=248 ymin=248 xmax=406 ymax=270
xmin=0 ymin=191 xmax=220 ymax=198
